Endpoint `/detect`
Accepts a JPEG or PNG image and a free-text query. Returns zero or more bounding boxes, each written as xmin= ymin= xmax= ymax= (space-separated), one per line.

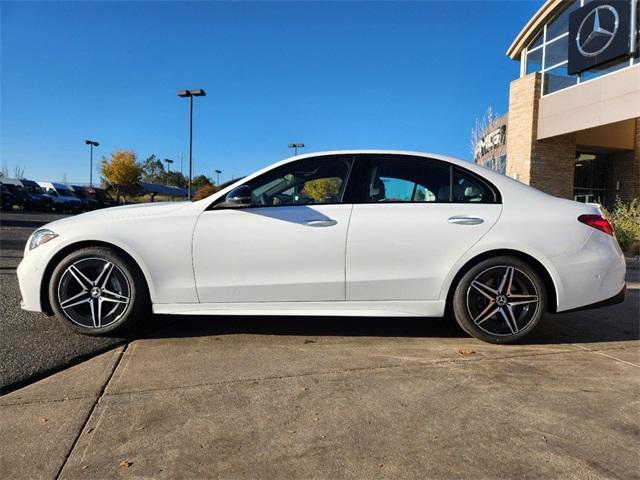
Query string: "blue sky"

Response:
xmin=1 ymin=1 xmax=540 ymax=184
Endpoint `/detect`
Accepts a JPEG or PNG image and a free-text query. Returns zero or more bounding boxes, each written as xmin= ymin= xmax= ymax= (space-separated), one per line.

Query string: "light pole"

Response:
xmin=288 ymin=143 xmax=305 ymax=156
xmin=164 ymin=159 xmax=174 ymax=186
xmin=214 ymin=169 xmax=221 ymax=186
xmin=84 ymin=140 xmax=99 ymax=187
xmin=177 ymin=88 xmax=206 ymax=199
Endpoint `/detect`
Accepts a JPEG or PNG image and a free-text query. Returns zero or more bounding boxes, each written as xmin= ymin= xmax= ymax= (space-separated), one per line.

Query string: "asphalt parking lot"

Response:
xmin=0 ymin=212 xmax=128 ymax=392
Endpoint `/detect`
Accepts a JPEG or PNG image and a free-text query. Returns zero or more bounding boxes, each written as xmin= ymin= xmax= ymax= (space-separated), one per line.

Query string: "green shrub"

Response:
xmin=602 ymin=198 xmax=640 ymax=255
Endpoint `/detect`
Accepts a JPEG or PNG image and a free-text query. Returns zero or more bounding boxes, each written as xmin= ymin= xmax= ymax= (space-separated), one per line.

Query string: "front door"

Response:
xmin=192 ymin=155 xmax=355 ymax=303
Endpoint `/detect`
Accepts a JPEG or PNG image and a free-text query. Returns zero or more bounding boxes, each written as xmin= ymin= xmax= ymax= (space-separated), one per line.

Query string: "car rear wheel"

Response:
xmin=49 ymin=247 xmax=149 ymax=335
xmin=452 ymin=256 xmax=547 ymax=344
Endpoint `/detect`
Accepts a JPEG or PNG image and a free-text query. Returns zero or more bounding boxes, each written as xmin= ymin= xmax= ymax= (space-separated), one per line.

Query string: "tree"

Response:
xmin=166 ymin=171 xmax=187 ymax=188
xmin=13 ymin=165 xmax=25 ymax=179
xmin=303 ymin=178 xmax=341 ymax=202
xmin=192 ymin=174 xmax=212 ymax=191
xmin=471 ymin=106 xmax=500 ymax=159
xmin=193 ymin=184 xmax=219 ymax=201
xmin=0 ymin=163 xmax=8 ymax=179
xmin=141 ymin=154 xmax=165 ymax=183
xmin=101 ymin=150 xmax=143 ymax=201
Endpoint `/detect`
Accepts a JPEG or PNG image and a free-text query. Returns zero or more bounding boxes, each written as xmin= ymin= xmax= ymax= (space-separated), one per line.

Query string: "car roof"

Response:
xmin=0 ymin=178 xmax=24 ymax=186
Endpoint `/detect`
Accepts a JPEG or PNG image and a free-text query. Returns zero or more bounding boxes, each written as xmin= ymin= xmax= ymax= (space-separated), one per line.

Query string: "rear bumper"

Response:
xmin=560 ymin=284 xmax=626 ymax=314
xmin=551 ymin=231 xmax=626 ymax=312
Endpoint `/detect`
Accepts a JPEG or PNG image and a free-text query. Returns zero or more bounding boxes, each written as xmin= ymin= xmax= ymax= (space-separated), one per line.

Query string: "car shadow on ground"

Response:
xmin=138 ymin=287 xmax=639 ymax=345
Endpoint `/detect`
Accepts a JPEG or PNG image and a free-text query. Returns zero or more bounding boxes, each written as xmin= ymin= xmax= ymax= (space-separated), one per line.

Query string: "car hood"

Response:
xmin=44 ymin=201 xmax=191 ymax=229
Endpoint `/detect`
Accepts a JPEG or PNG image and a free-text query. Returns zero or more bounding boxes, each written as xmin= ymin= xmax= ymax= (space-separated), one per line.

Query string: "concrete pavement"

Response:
xmin=1 ymin=277 xmax=638 ymax=479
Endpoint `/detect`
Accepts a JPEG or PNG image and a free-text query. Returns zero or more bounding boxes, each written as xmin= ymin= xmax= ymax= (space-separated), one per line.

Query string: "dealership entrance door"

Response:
xmin=574 ymin=152 xmax=610 ymax=205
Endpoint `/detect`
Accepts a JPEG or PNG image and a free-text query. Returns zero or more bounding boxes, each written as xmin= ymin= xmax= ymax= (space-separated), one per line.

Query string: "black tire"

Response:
xmin=452 ymin=256 xmax=547 ymax=344
xmin=49 ymin=246 xmax=149 ymax=335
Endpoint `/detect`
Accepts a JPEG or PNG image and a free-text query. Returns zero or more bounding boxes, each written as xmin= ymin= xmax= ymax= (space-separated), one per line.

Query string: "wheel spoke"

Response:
xmin=94 ymin=262 xmax=114 ymax=289
xmin=473 ymin=301 xmax=499 ymax=326
xmin=498 ymin=266 xmax=514 ymax=295
xmin=470 ymin=280 xmax=498 ymax=300
xmin=101 ymin=289 xmax=129 ymax=304
xmin=60 ymin=293 xmax=91 ymax=310
xmin=90 ymin=298 xmax=99 ymax=328
xmin=97 ymin=298 xmax=103 ymax=328
xmin=508 ymin=294 xmax=538 ymax=306
xmin=499 ymin=305 xmax=519 ymax=334
xmin=68 ymin=265 xmax=93 ymax=289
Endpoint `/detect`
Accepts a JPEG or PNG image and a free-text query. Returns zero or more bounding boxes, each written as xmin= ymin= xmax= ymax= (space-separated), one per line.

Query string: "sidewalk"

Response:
xmin=1 ymin=278 xmax=638 ymax=479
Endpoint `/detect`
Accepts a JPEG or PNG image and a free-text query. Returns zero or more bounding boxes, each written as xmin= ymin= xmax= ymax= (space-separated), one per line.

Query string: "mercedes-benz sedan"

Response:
xmin=17 ymin=151 xmax=626 ymax=344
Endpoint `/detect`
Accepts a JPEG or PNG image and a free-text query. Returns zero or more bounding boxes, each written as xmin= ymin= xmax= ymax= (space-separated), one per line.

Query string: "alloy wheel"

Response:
xmin=57 ymin=257 xmax=131 ymax=329
xmin=465 ymin=265 xmax=540 ymax=337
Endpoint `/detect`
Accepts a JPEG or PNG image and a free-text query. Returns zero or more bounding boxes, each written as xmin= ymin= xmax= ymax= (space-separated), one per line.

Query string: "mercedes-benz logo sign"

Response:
xmin=576 ymin=5 xmax=619 ymax=57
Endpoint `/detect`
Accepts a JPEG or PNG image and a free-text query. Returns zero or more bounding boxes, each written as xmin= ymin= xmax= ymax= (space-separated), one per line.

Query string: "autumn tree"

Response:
xmin=193 ymin=184 xmax=219 ymax=201
xmin=192 ymin=174 xmax=212 ymax=191
xmin=303 ymin=178 xmax=341 ymax=202
xmin=101 ymin=150 xmax=143 ymax=201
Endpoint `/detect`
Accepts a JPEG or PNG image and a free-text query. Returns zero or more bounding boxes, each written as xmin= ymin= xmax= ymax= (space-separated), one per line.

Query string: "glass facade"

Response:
xmin=521 ymin=0 xmax=638 ymax=95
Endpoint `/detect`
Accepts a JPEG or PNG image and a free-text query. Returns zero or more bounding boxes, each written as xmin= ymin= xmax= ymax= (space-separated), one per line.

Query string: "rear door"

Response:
xmin=346 ymin=154 xmax=502 ymax=301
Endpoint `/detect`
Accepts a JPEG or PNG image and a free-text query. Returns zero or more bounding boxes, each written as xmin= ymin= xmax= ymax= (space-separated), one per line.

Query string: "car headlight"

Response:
xmin=29 ymin=229 xmax=58 ymax=250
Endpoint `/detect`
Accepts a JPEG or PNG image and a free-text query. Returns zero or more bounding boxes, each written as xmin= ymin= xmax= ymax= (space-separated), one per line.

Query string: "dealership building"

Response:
xmin=476 ymin=0 xmax=639 ymax=208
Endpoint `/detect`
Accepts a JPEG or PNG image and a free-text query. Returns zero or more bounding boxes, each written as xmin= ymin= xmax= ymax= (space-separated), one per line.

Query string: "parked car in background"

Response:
xmin=93 ymin=187 xmax=119 ymax=209
xmin=0 ymin=178 xmax=51 ymax=211
xmin=0 ymin=183 xmax=16 ymax=210
xmin=69 ymin=185 xmax=101 ymax=211
xmin=36 ymin=181 xmax=83 ymax=213
xmin=20 ymin=179 xmax=54 ymax=211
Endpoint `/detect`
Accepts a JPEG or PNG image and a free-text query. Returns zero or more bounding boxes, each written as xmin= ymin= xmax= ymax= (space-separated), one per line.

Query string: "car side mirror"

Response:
xmin=217 ymin=185 xmax=252 ymax=208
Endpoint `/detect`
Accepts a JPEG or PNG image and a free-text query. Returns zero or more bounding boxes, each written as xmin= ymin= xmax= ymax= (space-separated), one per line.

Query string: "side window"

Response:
xmin=366 ymin=155 xmax=450 ymax=203
xmin=452 ymin=167 xmax=495 ymax=203
xmin=247 ymin=155 xmax=353 ymax=207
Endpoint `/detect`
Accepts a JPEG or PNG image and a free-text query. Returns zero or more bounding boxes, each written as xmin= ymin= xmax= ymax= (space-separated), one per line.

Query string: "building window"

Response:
xmin=482 ymin=155 xmax=506 ymax=175
xmin=544 ymin=64 xmax=578 ymax=94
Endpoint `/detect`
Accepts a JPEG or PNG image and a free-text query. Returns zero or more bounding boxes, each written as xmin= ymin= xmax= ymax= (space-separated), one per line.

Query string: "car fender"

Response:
xmin=439 ymin=240 xmax=563 ymax=310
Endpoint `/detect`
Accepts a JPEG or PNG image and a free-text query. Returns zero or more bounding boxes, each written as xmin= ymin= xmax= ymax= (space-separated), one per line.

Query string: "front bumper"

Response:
xmin=17 ymin=239 xmax=59 ymax=313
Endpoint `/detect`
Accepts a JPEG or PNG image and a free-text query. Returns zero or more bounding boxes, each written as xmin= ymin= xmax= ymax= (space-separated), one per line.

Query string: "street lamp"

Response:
xmin=164 ymin=158 xmax=174 ymax=186
xmin=288 ymin=143 xmax=305 ymax=156
xmin=84 ymin=140 xmax=99 ymax=187
xmin=177 ymin=88 xmax=206 ymax=200
xmin=214 ymin=169 xmax=221 ymax=186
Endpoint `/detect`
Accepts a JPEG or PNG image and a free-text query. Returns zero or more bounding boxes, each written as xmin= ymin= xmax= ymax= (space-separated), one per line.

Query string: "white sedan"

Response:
xmin=17 ymin=151 xmax=626 ymax=344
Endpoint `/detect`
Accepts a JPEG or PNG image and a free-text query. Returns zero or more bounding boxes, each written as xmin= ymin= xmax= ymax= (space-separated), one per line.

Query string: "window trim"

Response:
xmin=348 ymin=154 xmax=502 ymax=205
xmin=207 ymin=154 xmax=357 ymax=211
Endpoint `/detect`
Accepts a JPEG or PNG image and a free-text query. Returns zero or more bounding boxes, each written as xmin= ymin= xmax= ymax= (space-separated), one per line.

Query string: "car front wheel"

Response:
xmin=49 ymin=246 xmax=149 ymax=335
xmin=452 ymin=256 xmax=547 ymax=344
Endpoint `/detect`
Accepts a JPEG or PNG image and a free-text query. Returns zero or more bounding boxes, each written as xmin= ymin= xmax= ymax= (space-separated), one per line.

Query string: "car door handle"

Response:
xmin=304 ymin=219 xmax=337 ymax=227
xmin=448 ymin=215 xmax=484 ymax=225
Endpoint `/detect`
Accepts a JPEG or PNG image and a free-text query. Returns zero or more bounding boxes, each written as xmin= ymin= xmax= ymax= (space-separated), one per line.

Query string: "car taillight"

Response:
xmin=578 ymin=214 xmax=614 ymax=236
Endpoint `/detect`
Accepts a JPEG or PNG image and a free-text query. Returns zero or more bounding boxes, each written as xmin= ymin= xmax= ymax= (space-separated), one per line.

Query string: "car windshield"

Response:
xmin=25 ymin=185 xmax=44 ymax=193
xmin=57 ymin=188 xmax=76 ymax=197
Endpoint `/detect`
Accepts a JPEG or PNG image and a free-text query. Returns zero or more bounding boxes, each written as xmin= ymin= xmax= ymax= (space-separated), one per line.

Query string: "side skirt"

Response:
xmin=153 ymin=300 xmax=446 ymax=317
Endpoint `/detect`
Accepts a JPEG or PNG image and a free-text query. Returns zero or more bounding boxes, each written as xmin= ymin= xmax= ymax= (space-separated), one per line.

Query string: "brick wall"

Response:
xmin=506 ymin=73 xmax=577 ymax=199
xmin=609 ymin=118 xmax=640 ymax=204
